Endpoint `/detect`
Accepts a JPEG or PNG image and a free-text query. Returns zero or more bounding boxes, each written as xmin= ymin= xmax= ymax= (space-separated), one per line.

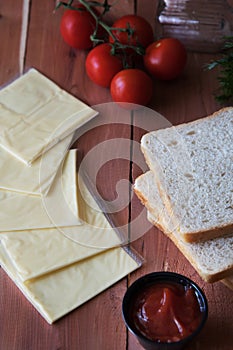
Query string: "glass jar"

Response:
xmin=156 ymin=0 xmax=233 ymax=52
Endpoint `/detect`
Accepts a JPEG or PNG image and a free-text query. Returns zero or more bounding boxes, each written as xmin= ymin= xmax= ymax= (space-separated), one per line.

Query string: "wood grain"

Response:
xmin=0 ymin=1 xmax=233 ymax=350
xmin=0 ymin=0 xmax=23 ymax=85
xmin=129 ymin=30 xmax=232 ymax=350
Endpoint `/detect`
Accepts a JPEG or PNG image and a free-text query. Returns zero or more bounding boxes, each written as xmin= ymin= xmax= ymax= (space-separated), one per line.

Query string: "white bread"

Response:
xmin=134 ymin=171 xmax=233 ymax=283
xmin=140 ymin=107 xmax=233 ymax=243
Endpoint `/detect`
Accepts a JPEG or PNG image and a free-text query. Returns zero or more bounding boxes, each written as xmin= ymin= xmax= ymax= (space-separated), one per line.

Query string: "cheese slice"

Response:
xmin=0 ymin=175 xmax=123 ymax=280
xmin=0 ymin=229 xmax=104 ymax=281
xmin=0 ymin=220 xmax=122 ymax=281
xmin=0 ymin=68 xmax=98 ymax=165
xmin=0 ymin=245 xmax=141 ymax=324
xmin=0 ymin=156 xmax=124 ymax=281
xmin=62 ymin=147 xmax=78 ymax=216
xmin=40 ymin=148 xmax=82 ymax=227
xmin=0 ymin=225 xmax=120 ymax=281
xmin=0 ymin=132 xmax=74 ymax=196
xmin=0 ymin=149 xmax=81 ymax=231
xmin=42 ymin=168 xmax=124 ymax=249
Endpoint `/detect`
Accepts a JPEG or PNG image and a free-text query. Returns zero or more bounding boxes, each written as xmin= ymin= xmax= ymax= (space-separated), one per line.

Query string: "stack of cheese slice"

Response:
xmin=134 ymin=107 xmax=233 ymax=285
xmin=0 ymin=69 xmax=141 ymax=324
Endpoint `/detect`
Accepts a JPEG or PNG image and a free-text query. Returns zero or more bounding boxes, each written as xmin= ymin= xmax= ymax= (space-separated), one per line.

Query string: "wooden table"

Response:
xmin=0 ymin=1 xmax=232 ymax=349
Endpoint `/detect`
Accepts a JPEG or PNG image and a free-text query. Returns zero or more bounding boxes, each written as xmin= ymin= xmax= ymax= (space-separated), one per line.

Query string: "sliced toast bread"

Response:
xmin=140 ymin=107 xmax=233 ymax=243
xmin=134 ymin=171 xmax=233 ymax=283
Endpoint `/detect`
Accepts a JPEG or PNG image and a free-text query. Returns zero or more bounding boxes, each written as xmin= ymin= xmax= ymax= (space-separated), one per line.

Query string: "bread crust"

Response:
xmin=134 ymin=174 xmax=233 ymax=283
xmin=140 ymin=107 xmax=233 ymax=243
xmin=147 ymin=213 xmax=233 ymax=283
xmin=134 ymin=180 xmax=233 ymax=243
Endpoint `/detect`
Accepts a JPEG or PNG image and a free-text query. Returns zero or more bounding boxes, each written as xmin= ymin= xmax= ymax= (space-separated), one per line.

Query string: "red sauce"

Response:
xmin=131 ymin=282 xmax=203 ymax=343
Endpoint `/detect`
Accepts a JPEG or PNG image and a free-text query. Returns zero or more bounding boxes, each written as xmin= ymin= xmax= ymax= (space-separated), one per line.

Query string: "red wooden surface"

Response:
xmin=0 ymin=1 xmax=233 ymax=350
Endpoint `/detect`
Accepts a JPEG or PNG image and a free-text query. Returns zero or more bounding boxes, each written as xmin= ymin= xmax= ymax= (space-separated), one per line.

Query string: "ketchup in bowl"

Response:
xmin=122 ymin=272 xmax=208 ymax=350
xmin=132 ymin=282 xmax=202 ymax=342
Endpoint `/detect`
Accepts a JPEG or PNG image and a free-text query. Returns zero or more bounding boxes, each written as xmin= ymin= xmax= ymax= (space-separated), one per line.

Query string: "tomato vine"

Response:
xmin=56 ymin=0 xmax=145 ymax=62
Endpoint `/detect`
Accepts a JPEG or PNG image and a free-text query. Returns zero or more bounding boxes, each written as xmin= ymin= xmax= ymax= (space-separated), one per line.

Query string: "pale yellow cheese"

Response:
xmin=0 ymin=68 xmax=98 ymax=165
xmin=0 ymin=171 xmax=122 ymax=281
xmin=60 ymin=210 xmax=123 ymax=249
xmin=0 ymin=149 xmax=81 ymax=231
xmin=43 ymin=147 xmax=79 ymax=223
xmin=42 ymin=169 xmax=123 ymax=249
xmin=1 ymin=229 xmax=104 ymax=281
xmin=0 ymin=132 xmax=74 ymax=196
xmin=61 ymin=146 xmax=78 ymax=216
xmin=0 ymin=157 xmax=123 ymax=281
xmin=0 ymin=245 xmax=140 ymax=324
xmin=0 ymin=221 xmax=122 ymax=281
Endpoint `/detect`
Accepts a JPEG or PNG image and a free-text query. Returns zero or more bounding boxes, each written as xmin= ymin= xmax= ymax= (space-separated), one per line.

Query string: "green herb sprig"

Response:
xmin=206 ymin=36 xmax=233 ymax=104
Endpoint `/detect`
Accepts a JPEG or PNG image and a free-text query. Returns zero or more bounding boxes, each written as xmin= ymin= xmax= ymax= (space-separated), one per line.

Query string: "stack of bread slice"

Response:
xmin=134 ymin=107 xmax=233 ymax=286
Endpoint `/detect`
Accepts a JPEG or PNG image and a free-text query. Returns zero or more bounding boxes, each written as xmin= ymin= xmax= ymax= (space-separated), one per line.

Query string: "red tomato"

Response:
xmin=85 ymin=43 xmax=123 ymax=88
xmin=143 ymin=38 xmax=187 ymax=80
xmin=60 ymin=5 xmax=96 ymax=49
xmin=110 ymin=69 xmax=153 ymax=107
xmin=109 ymin=15 xmax=154 ymax=49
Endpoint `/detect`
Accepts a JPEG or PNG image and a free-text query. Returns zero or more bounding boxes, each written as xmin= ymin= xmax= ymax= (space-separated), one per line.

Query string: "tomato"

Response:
xmin=110 ymin=69 xmax=153 ymax=107
xmin=85 ymin=43 xmax=123 ymax=88
xmin=60 ymin=5 xmax=96 ymax=49
xmin=143 ymin=38 xmax=187 ymax=80
xmin=109 ymin=15 xmax=154 ymax=49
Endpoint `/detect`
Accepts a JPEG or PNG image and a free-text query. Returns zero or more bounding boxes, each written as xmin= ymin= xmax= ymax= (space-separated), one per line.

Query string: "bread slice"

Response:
xmin=141 ymin=107 xmax=233 ymax=243
xmin=134 ymin=171 xmax=233 ymax=283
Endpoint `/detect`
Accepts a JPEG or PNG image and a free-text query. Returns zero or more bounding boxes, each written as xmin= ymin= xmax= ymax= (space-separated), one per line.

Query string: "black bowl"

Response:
xmin=122 ymin=272 xmax=208 ymax=350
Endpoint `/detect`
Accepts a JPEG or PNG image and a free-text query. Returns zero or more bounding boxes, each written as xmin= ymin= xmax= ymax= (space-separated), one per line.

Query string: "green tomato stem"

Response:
xmin=56 ymin=0 xmax=145 ymax=67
